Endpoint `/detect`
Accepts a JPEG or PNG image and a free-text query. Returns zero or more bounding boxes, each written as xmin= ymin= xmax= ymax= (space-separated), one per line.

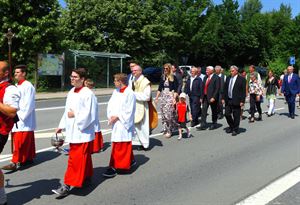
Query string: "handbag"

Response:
xmin=148 ymin=98 xmax=158 ymax=130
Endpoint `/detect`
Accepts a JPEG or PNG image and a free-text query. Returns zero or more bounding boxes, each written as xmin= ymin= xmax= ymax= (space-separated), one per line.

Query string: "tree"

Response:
xmin=0 ymin=0 xmax=61 ymax=66
xmin=240 ymin=0 xmax=262 ymax=22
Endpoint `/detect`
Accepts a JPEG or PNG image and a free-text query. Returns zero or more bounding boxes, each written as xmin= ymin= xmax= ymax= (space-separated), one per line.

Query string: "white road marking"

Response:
xmin=236 ymin=166 xmax=300 ymax=205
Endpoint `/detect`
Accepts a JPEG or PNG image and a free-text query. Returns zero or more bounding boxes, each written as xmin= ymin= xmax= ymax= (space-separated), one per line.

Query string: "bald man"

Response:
xmin=281 ymin=66 xmax=300 ymax=119
xmin=198 ymin=66 xmax=220 ymax=130
xmin=0 ymin=61 xmax=20 ymax=205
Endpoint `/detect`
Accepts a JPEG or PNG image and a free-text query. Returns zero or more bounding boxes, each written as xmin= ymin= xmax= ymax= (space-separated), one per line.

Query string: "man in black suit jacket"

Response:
xmin=184 ymin=66 xmax=203 ymax=127
xmin=198 ymin=66 xmax=220 ymax=130
xmin=222 ymin=65 xmax=246 ymax=136
xmin=215 ymin=65 xmax=226 ymax=119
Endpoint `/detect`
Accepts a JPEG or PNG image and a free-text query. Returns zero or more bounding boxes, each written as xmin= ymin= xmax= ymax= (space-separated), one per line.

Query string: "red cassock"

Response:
xmin=64 ymin=142 xmax=93 ymax=187
xmin=109 ymin=142 xmax=134 ymax=170
xmin=91 ymin=131 xmax=104 ymax=154
xmin=12 ymin=131 xmax=36 ymax=163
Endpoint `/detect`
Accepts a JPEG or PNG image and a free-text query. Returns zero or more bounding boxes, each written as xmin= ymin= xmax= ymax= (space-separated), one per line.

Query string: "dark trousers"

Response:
xmin=249 ymin=94 xmax=262 ymax=118
xmin=0 ymin=134 xmax=9 ymax=153
xmin=285 ymin=94 xmax=296 ymax=115
xmin=217 ymin=96 xmax=224 ymax=116
xmin=225 ymin=100 xmax=241 ymax=132
xmin=189 ymin=95 xmax=201 ymax=124
xmin=201 ymin=95 xmax=218 ymax=125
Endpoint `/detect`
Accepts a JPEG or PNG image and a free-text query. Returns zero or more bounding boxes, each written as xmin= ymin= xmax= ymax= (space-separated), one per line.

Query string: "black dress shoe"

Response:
xmin=291 ymin=115 xmax=295 ymax=119
xmin=197 ymin=124 xmax=207 ymax=130
xmin=225 ymin=127 xmax=233 ymax=133
xmin=191 ymin=122 xmax=199 ymax=127
xmin=232 ymin=130 xmax=237 ymax=136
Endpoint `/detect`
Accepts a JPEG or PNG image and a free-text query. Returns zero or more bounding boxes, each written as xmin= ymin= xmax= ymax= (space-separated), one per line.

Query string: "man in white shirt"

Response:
xmin=52 ymin=68 xmax=97 ymax=197
xmin=2 ymin=65 xmax=36 ymax=171
xmin=103 ymin=73 xmax=136 ymax=178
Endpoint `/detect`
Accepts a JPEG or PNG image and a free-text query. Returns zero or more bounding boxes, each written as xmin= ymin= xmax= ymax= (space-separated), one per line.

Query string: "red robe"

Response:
xmin=109 ymin=142 xmax=134 ymax=170
xmin=91 ymin=131 xmax=104 ymax=153
xmin=64 ymin=142 xmax=93 ymax=187
xmin=11 ymin=131 xmax=36 ymax=163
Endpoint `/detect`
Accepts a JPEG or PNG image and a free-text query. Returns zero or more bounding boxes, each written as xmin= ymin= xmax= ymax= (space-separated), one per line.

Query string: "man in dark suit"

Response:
xmin=185 ymin=66 xmax=203 ymax=127
xmin=215 ymin=65 xmax=226 ymax=119
xmin=281 ymin=66 xmax=300 ymax=119
xmin=198 ymin=66 xmax=220 ymax=130
xmin=222 ymin=65 xmax=246 ymax=136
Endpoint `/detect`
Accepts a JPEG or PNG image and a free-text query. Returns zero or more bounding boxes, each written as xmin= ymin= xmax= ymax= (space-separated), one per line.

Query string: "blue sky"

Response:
xmin=59 ymin=0 xmax=300 ymax=18
xmin=214 ymin=0 xmax=300 ymax=17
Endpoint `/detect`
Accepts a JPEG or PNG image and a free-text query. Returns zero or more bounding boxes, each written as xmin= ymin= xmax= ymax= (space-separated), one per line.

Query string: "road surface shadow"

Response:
xmin=101 ymin=142 xmax=111 ymax=152
xmin=6 ymin=178 xmax=60 ymax=205
xmin=69 ymin=166 xmax=107 ymax=197
xmin=4 ymin=151 xmax=61 ymax=174
xmin=119 ymin=154 xmax=150 ymax=175
xmin=70 ymin=154 xmax=149 ymax=197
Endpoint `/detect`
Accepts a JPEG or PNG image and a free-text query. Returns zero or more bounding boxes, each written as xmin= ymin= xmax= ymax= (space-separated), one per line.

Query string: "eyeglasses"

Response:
xmin=69 ymin=75 xmax=80 ymax=79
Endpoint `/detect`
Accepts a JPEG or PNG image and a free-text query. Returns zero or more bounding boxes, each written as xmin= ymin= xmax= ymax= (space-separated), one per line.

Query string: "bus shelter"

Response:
xmin=65 ymin=49 xmax=131 ymax=88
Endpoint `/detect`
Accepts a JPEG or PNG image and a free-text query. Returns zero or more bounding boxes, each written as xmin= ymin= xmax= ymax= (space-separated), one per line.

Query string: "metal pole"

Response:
xmin=4 ymin=28 xmax=15 ymax=80
xmin=107 ymin=58 xmax=109 ymax=88
xmin=74 ymin=55 xmax=77 ymax=69
xmin=120 ymin=58 xmax=123 ymax=73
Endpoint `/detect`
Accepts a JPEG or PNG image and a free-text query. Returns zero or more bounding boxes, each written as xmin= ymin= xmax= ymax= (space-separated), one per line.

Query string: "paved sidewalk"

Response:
xmin=35 ymin=84 xmax=159 ymax=100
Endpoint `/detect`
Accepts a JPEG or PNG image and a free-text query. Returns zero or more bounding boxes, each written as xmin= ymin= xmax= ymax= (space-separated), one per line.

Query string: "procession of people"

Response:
xmin=0 ymin=59 xmax=299 ymax=203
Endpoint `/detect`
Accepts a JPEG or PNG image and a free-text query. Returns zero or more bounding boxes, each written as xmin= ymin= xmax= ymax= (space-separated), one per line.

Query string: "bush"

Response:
xmin=267 ymin=58 xmax=288 ymax=78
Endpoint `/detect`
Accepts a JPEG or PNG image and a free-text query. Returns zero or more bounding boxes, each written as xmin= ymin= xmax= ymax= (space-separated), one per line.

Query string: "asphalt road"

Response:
xmin=0 ymin=95 xmax=299 ymax=205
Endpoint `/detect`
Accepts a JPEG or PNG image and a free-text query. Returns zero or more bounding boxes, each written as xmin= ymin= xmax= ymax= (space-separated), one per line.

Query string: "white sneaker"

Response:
xmin=177 ymin=135 xmax=182 ymax=140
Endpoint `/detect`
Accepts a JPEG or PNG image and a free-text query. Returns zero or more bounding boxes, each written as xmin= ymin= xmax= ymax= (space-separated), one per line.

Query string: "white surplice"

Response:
xmin=107 ymin=87 xmax=136 ymax=142
xmin=12 ymin=80 xmax=36 ymax=132
xmin=58 ymin=87 xmax=96 ymax=143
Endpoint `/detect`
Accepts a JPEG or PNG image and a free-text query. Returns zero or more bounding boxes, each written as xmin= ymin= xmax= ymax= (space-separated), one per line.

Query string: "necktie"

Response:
xmin=204 ymin=76 xmax=211 ymax=95
xmin=288 ymin=75 xmax=291 ymax=83
xmin=228 ymin=77 xmax=233 ymax=98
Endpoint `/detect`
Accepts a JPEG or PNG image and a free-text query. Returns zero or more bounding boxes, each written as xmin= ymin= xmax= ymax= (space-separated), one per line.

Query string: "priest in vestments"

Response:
xmin=103 ymin=73 xmax=136 ymax=178
xmin=52 ymin=68 xmax=97 ymax=197
xmin=128 ymin=64 xmax=151 ymax=150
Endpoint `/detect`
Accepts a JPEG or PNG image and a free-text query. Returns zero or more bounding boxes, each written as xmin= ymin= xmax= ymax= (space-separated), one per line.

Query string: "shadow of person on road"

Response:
xmin=4 ymin=151 xmax=61 ymax=174
xmin=279 ymin=112 xmax=298 ymax=118
xmin=118 ymin=154 xmax=150 ymax=176
xmin=238 ymin=128 xmax=247 ymax=134
xmin=101 ymin=142 xmax=111 ymax=152
xmin=71 ymin=154 xmax=149 ymax=197
xmin=6 ymin=178 xmax=61 ymax=205
xmin=148 ymin=138 xmax=163 ymax=151
xmin=69 ymin=166 xmax=107 ymax=197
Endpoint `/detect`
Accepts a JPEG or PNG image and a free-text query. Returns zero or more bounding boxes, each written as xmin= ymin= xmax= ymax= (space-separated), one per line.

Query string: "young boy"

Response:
xmin=84 ymin=79 xmax=104 ymax=153
xmin=176 ymin=93 xmax=192 ymax=140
